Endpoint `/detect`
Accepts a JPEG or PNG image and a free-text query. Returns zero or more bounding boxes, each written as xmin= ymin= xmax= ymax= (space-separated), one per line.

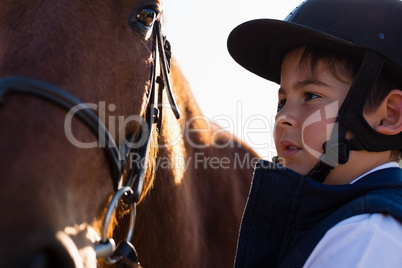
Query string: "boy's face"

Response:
xmin=274 ymin=47 xmax=353 ymax=175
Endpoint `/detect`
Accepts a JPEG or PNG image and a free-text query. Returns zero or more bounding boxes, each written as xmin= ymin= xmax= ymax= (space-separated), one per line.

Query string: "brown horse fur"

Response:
xmin=0 ymin=1 xmax=258 ymax=267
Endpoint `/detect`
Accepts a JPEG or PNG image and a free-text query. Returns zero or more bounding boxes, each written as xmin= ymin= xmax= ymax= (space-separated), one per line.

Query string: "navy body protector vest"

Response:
xmin=234 ymin=160 xmax=402 ymax=268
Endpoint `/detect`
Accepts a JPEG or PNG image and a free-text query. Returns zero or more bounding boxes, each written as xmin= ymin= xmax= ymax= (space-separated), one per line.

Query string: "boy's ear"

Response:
xmin=374 ymin=89 xmax=402 ymax=135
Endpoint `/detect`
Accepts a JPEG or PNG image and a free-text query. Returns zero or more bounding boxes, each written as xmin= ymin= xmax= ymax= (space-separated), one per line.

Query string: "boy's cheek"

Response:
xmin=273 ymin=125 xmax=283 ymax=153
xmin=301 ymin=122 xmax=328 ymax=154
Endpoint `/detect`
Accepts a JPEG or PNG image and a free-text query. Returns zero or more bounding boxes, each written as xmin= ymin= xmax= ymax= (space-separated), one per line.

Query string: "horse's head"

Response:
xmin=0 ymin=0 xmax=166 ymax=266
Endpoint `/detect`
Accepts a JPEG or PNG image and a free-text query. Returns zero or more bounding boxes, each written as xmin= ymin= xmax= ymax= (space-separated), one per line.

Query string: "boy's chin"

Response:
xmin=282 ymin=162 xmax=316 ymax=177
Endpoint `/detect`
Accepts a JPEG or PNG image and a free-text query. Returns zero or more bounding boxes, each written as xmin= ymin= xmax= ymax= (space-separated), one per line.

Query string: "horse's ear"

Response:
xmin=374 ymin=89 xmax=402 ymax=135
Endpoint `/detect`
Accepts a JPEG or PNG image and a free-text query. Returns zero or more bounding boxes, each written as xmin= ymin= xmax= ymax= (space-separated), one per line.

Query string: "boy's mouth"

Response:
xmin=280 ymin=140 xmax=302 ymax=157
xmin=283 ymin=146 xmax=302 ymax=157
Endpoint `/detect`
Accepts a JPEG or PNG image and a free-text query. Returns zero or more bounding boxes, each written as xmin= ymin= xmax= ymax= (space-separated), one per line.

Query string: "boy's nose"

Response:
xmin=275 ymin=112 xmax=298 ymax=128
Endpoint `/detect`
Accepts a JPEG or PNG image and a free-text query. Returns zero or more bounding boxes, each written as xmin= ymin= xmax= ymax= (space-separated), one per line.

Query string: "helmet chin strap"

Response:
xmin=307 ymin=122 xmax=350 ymax=183
xmin=307 ymin=50 xmax=385 ymax=183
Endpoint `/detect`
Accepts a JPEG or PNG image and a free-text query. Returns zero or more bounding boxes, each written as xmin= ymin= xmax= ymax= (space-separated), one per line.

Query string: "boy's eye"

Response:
xmin=305 ymin=92 xmax=321 ymax=101
xmin=277 ymin=99 xmax=286 ymax=112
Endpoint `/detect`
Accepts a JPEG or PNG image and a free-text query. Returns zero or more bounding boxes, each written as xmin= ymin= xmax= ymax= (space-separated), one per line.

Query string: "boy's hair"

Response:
xmin=297 ymin=45 xmax=402 ymax=161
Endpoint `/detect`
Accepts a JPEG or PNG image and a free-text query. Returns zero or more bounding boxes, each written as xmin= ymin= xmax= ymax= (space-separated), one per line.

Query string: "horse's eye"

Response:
xmin=136 ymin=8 xmax=157 ymax=28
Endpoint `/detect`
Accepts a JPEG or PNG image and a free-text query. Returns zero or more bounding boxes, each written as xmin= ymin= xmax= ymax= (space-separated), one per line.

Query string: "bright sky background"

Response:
xmin=163 ymin=0 xmax=302 ymax=159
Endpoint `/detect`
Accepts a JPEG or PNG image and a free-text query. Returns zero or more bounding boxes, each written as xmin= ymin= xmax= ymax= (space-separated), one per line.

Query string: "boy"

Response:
xmin=227 ymin=0 xmax=402 ymax=267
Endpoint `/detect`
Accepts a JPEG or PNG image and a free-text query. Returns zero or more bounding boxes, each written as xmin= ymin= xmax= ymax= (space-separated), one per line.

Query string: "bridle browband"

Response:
xmin=0 ymin=20 xmax=179 ymax=266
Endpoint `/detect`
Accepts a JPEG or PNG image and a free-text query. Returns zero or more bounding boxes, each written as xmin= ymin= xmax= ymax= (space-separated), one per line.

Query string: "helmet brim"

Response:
xmin=227 ymin=19 xmax=365 ymax=85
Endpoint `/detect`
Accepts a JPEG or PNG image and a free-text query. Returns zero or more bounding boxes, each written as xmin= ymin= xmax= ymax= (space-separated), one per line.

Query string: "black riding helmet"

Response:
xmin=228 ymin=0 xmax=402 ymax=182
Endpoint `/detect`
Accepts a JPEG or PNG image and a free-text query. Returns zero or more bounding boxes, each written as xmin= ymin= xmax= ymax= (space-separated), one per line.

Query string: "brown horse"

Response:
xmin=0 ymin=1 xmax=258 ymax=267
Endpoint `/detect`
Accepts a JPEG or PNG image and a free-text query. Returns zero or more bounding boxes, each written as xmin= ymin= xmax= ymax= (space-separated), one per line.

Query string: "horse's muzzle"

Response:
xmin=12 ymin=230 xmax=97 ymax=268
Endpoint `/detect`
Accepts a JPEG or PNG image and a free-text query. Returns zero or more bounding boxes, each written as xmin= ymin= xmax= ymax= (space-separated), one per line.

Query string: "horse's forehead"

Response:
xmin=0 ymin=0 xmax=160 ymax=87
xmin=0 ymin=0 xmax=166 ymax=41
xmin=0 ymin=0 xmax=165 ymax=19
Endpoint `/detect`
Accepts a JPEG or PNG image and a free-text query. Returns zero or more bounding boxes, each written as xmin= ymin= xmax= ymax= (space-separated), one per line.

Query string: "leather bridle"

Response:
xmin=0 ymin=19 xmax=179 ymax=266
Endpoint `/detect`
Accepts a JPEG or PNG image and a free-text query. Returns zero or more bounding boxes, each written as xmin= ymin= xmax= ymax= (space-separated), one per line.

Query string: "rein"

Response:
xmin=0 ymin=20 xmax=179 ymax=267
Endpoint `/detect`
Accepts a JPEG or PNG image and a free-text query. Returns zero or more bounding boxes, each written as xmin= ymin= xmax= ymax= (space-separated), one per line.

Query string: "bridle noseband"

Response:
xmin=0 ymin=20 xmax=179 ymax=266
